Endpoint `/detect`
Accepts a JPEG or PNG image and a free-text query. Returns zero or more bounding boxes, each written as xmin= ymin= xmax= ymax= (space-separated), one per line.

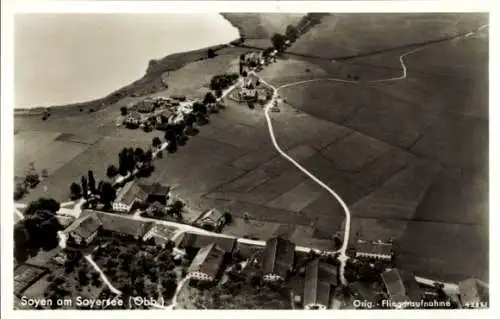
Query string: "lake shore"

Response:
xmin=15 ymin=14 xmax=242 ymax=117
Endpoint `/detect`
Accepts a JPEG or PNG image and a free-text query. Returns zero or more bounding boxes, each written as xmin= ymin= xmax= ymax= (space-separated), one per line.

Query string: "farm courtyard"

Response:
xmin=15 ymin=13 xmax=488 ymax=283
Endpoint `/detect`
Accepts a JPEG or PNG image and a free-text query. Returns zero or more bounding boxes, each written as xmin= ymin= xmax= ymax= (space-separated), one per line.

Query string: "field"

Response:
xmin=159 ymin=54 xmax=240 ymax=99
xmin=288 ymin=13 xmax=488 ymax=59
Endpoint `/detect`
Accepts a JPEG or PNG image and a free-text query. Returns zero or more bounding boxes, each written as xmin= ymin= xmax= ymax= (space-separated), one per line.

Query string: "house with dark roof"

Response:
xmin=261 ymin=236 xmax=296 ymax=282
xmin=187 ymin=244 xmax=226 ymax=282
xmin=134 ymin=99 xmax=156 ymax=113
xmin=142 ymin=182 xmax=170 ymax=205
xmin=381 ymin=269 xmax=422 ymax=308
xmin=458 ymin=278 xmax=489 ymax=308
xmin=355 ymin=240 xmax=393 ymax=261
xmin=58 ymin=213 xmax=102 ymax=248
xmin=193 ymin=208 xmax=227 ymax=232
xmin=80 ymin=209 xmax=154 ymax=240
xmin=303 ymin=259 xmax=338 ymax=309
xmin=179 ymin=232 xmax=236 ymax=254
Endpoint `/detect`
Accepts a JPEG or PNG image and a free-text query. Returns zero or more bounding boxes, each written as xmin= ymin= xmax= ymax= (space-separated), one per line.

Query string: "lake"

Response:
xmin=14 ymin=14 xmax=239 ymax=109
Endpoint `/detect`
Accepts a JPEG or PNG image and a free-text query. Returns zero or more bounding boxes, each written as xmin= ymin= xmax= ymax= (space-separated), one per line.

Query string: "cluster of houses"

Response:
xmin=122 ymin=96 xmax=190 ymax=130
xmin=55 ymin=204 xmax=489 ymax=310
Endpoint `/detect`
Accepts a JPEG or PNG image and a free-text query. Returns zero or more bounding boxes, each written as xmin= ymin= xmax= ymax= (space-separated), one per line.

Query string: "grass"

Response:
xmin=21 ymin=137 xmax=149 ymax=203
xmin=159 ymin=54 xmax=240 ymax=99
xmin=288 ymin=13 xmax=488 ymax=59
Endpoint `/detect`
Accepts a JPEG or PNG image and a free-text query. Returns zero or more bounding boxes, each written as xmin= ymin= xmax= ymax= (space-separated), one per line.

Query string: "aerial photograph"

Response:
xmin=12 ymin=12 xmax=488 ymax=310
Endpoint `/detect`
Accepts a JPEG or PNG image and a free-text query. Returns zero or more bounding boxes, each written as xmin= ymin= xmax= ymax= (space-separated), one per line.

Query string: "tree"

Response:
xmin=168 ymin=200 xmax=184 ymax=220
xmin=285 ymin=25 xmax=298 ymax=40
xmin=207 ymin=48 xmax=216 ymax=59
xmin=106 ymin=165 xmax=119 ymax=178
xmin=134 ymin=147 xmax=145 ymax=163
xmin=88 ymin=170 xmax=96 ymax=194
xmin=81 ymin=176 xmax=88 ymax=199
xmin=100 ymin=182 xmax=116 ymax=210
xmin=215 ymin=89 xmax=223 ymax=98
xmin=145 ymin=149 xmax=153 ymax=162
xmin=152 ymin=137 xmax=162 ymax=148
xmin=120 ymin=107 xmax=128 ymax=116
xmin=203 ymin=92 xmax=217 ymax=105
xmin=193 ymin=102 xmax=208 ymax=116
xmin=14 ymin=198 xmax=63 ymax=263
xmin=70 ymin=182 xmax=82 ymax=200
xmin=271 ymin=33 xmax=287 ymax=51
xmin=223 ymin=212 xmax=232 ymax=225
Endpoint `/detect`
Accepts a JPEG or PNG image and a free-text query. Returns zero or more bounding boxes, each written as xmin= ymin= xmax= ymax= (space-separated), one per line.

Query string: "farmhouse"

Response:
xmin=112 ymin=182 xmax=148 ymax=213
xmin=112 ymin=182 xmax=170 ymax=212
xmin=303 ymin=259 xmax=338 ymax=310
xmin=58 ymin=213 xmax=102 ymax=248
xmin=186 ymin=243 xmax=226 ymax=282
xmin=380 ymin=269 xmax=422 ymax=308
xmin=261 ymin=236 xmax=296 ymax=282
xmin=142 ymin=182 xmax=171 ymax=205
xmin=123 ymin=111 xmax=142 ymax=127
xmin=193 ymin=208 xmax=227 ymax=232
xmin=458 ymin=278 xmax=489 ymax=308
xmin=179 ymin=232 xmax=236 ymax=254
xmin=99 ymin=213 xmax=154 ymax=240
xmin=134 ymin=99 xmax=156 ymax=113
xmin=355 ymin=240 xmax=393 ymax=261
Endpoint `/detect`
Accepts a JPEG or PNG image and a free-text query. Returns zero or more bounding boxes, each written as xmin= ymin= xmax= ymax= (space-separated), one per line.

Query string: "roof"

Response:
xmin=115 ymin=182 xmax=148 ymax=206
xmin=187 ymin=244 xmax=225 ymax=278
xmin=179 ymin=232 xmax=236 ymax=253
xmin=381 ymin=269 xmax=421 ymax=303
xmin=459 ymin=278 xmax=489 ymax=306
xmin=64 ymin=214 xmax=102 ymax=239
xmin=303 ymin=259 xmax=338 ymax=307
xmin=196 ymin=209 xmax=225 ymax=226
xmin=355 ymin=241 xmax=392 ymax=256
xmin=261 ymin=236 xmax=295 ymax=278
xmin=140 ymin=182 xmax=170 ymax=196
xmin=81 ymin=210 xmax=153 ymax=238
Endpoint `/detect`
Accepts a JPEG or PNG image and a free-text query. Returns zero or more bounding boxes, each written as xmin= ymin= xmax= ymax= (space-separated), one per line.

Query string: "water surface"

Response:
xmin=15 ymin=14 xmax=239 ymax=108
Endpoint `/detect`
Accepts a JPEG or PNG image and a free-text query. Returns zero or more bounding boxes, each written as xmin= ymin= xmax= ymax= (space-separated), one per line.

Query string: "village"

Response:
xmin=13 ymin=13 xmax=489 ymax=310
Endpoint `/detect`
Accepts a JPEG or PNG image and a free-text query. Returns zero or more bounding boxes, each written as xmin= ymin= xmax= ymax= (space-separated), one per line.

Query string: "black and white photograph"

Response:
xmin=1 ymin=0 xmax=493 ymax=314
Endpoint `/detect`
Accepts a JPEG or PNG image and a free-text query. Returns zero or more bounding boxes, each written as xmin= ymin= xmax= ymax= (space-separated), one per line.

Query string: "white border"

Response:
xmin=1 ymin=1 xmax=497 ymax=319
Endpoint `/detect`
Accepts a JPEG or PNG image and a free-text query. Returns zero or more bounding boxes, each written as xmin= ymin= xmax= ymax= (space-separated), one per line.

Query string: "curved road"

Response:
xmin=256 ymin=24 xmax=487 ymax=286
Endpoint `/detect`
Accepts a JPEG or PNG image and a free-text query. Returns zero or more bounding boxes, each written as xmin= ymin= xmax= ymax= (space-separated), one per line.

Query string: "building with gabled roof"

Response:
xmin=303 ymin=259 xmax=338 ymax=309
xmin=261 ymin=236 xmax=295 ymax=282
xmin=80 ymin=209 xmax=153 ymax=240
xmin=186 ymin=243 xmax=226 ymax=282
xmin=112 ymin=182 xmax=170 ymax=212
xmin=179 ymin=232 xmax=236 ymax=254
xmin=458 ymin=278 xmax=489 ymax=308
xmin=381 ymin=269 xmax=422 ymax=308
xmin=58 ymin=213 xmax=102 ymax=248
xmin=355 ymin=240 xmax=393 ymax=261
